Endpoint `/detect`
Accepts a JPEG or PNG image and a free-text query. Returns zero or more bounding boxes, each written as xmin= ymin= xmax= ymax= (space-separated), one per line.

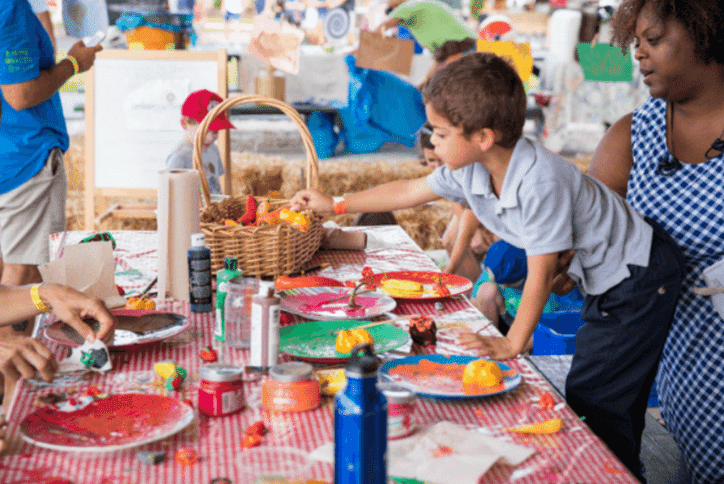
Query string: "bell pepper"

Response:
xmin=256 ymin=196 xmax=271 ymax=219
xmin=255 ymin=207 xmax=284 ymax=226
xmin=335 ymin=328 xmax=374 ymax=354
xmin=275 ymin=275 xmax=344 ymax=290
xmin=503 ymin=418 xmax=563 ymax=434
xmin=238 ymin=195 xmax=257 ymax=225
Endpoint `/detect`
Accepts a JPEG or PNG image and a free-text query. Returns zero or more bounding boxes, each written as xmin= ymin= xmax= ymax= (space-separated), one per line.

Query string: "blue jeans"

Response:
xmin=565 ymin=218 xmax=685 ymax=483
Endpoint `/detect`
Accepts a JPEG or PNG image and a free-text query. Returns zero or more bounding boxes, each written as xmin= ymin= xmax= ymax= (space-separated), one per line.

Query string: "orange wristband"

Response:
xmin=333 ymin=196 xmax=346 ymax=215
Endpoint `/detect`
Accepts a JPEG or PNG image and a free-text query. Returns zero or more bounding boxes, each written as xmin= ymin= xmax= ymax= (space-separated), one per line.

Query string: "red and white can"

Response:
xmin=380 ymin=383 xmax=417 ymax=439
xmin=198 ymin=364 xmax=244 ymax=417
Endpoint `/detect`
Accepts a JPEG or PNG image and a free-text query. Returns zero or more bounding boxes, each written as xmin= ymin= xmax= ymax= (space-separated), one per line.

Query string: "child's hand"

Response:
xmin=290 ymin=189 xmax=334 ymax=215
xmin=458 ymin=332 xmax=519 ymax=360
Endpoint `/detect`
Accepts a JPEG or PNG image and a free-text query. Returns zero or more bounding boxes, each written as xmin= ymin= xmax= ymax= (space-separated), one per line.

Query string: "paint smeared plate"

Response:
xmin=378 ymin=354 xmax=521 ymax=399
xmin=279 ymin=287 xmax=397 ymax=321
xmin=44 ymin=309 xmax=190 ymax=349
xmin=371 ymin=271 xmax=473 ymax=299
xmin=279 ymin=318 xmax=410 ymax=363
xmin=19 ymin=393 xmax=194 ymax=452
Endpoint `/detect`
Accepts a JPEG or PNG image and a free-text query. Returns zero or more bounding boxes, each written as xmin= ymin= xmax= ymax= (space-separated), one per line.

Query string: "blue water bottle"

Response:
xmin=334 ymin=343 xmax=387 ymax=484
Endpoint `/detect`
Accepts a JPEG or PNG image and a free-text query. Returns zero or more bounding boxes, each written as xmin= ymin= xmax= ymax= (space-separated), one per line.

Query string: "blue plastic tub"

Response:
xmin=532 ymin=310 xmax=585 ymax=355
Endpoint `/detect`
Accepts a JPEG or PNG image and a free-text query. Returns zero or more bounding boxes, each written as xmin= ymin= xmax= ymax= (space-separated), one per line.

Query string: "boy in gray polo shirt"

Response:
xmin=290 ymin=52 xmax=684 ymax=480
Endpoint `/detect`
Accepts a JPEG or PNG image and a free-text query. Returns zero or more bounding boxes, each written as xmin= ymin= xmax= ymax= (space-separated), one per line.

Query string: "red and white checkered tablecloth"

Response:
xmin=0 ymin=227 xmax=640 ymax=484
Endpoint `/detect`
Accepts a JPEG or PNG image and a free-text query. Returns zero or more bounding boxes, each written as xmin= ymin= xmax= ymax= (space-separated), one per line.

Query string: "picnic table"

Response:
xmin=0 ymin=226 xmax=639 ymax=484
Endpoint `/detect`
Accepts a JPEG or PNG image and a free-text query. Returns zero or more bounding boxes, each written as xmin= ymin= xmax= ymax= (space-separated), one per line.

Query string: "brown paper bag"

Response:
xmin=39 ymin=240 xmax=126 ymax=309
xmin=355 ymin=30 xmax=414 ymax=76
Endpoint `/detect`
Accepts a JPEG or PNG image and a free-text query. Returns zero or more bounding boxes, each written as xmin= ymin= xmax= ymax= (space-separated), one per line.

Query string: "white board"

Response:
xmin=85 ymin=49 xmax=228 ymax=229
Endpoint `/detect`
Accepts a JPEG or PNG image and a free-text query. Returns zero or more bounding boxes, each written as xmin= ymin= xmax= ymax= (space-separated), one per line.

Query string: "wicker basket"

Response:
xmin=193 ymin=95 xmax=324 ymax=278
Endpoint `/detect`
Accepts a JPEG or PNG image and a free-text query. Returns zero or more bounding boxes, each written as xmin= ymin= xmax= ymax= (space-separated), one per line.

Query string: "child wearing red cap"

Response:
xmin=165 ymin=89 xmax=235 ymax=195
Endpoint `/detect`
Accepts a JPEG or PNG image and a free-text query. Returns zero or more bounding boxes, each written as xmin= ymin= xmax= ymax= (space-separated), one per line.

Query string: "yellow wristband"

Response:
xmin=65 ymin=55 xmax=79 ymax=76
xmin=30 ymin=284 xmax=50 ymax=313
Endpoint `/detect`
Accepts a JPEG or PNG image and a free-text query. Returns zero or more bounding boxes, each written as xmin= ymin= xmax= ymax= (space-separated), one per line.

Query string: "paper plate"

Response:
xmin=279 ymin=319 xmax=410 ymax=363
xmin=44 ymin=310 xmax=190 ymax=349
xmin=20 ymin=393 xmax=194 ymax=452
xmin=378 ymin=354 xmax=521 ymax=399
xmin=371 ymin=271 xmax=472 ymax=299
xmin=279 ymin=287 xmax=397 ymax=321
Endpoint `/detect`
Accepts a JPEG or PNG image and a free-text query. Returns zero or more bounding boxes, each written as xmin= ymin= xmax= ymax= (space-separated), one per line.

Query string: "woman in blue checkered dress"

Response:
xmin=587 ymin=0 xmax=724 ymax=481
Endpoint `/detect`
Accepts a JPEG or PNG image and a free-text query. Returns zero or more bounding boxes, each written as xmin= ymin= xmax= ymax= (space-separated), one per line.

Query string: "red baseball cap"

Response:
xmin=181 ymin=89 xmax=235 ymax=131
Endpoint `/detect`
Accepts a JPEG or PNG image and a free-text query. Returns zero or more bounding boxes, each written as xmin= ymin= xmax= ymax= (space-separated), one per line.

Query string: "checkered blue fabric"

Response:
xmin=629 ymin=97 xmax=724 ymax=484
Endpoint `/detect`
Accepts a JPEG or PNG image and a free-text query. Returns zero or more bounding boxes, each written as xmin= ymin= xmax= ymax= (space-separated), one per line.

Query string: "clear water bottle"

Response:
xmin=334 ymin=343 xmax=387 ymax=484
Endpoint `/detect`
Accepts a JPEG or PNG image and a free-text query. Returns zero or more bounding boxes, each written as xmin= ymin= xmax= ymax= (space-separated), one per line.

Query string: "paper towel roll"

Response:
xmin=157 ymin=169 xmax=201 ymax=302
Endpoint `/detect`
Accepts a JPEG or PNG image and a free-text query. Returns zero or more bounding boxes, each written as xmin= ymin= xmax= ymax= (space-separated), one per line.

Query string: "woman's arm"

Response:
xmin=588 ymin=113 xmax=634 ymax=198
xmin=0 ymin=284 xmax=115 ymax=342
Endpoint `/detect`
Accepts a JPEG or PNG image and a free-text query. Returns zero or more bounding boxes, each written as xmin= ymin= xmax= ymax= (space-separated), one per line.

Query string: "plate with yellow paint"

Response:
xmin=371 ymin=271 xmax=472 ymax=299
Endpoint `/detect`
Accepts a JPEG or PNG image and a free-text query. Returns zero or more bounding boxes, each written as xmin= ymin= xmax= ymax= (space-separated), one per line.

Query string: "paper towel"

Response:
xmin=157 ymin=169 xmax=201 ymax=302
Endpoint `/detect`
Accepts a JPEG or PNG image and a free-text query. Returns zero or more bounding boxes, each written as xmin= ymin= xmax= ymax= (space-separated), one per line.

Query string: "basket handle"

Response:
xmin=192 ymin=94 xmax=320 ymax=207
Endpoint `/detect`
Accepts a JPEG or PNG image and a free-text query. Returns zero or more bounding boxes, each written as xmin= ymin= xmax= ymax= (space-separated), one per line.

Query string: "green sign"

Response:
xmin=577 ymin=43 xmax=633 ymax=82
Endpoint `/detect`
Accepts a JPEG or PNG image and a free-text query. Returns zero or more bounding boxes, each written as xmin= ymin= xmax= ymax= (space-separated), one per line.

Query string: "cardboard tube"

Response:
xmin=157 ymin=169 xmax=201 ymax=301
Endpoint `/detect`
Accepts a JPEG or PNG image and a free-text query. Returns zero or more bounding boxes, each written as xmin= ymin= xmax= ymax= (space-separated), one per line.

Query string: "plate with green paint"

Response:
xmin=279 ymin=318 xmax=410 ymax=363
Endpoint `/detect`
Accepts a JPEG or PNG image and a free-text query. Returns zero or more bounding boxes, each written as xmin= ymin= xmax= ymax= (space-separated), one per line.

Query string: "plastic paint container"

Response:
xmin=262 ymin=362 xmax=321 ymax=413
xmin=379 ymin=383 xmax=417 ymax=439
xmin=198 ymin=364 xmax=245 ymax=417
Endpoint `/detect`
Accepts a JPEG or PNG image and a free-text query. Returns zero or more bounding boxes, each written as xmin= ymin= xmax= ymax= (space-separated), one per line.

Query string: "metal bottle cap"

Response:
xmin=269 ymin=361 xmax=313 ymax=382
xmin=199 ymin=364 xmax=244 ymax=382
xmin=345 ymin=343 xmax=379 ymax=377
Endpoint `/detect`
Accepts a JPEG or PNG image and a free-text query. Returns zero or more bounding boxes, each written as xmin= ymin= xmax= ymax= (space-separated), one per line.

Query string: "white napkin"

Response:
xmin=310 ymin=421 xmax=535 ymax=484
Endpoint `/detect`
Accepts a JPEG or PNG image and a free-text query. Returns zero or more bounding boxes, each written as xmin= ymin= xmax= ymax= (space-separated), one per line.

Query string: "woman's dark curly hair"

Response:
xmin=612 ymin=0 xmax=724 ymax=65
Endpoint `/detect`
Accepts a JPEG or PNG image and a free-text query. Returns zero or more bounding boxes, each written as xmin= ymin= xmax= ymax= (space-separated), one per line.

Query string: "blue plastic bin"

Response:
xmin=532 ymin=310 xmax=585 ymax=355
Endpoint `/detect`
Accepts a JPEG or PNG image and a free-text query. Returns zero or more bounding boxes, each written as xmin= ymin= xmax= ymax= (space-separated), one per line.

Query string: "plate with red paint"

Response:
xmin=378 ymin=354 xmax=521 ymax=399
xmin=44 ymin=309 xmax=190 ymax=349
xmin=371 ymin=271 xmax=472 ymax=299
xmin=279 ymin=287 xmax=397 ymax=321
xmin=19 ymin=393 xmax=195 ymax=452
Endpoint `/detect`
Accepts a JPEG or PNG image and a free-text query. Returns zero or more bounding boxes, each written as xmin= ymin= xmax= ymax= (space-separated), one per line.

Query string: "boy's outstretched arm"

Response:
xmin=290 ymin=177 xmax=440 ymax=215
xmin=460 ymin=253 xmax=558 ymax=360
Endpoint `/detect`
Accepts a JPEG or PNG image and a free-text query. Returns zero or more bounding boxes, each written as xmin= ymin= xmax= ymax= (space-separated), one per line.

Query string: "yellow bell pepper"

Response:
xmin=503 ymin=418 xmax=563 ymax=434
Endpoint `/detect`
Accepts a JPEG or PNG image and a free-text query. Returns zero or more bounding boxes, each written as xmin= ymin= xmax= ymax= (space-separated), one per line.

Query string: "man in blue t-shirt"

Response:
xmin=0 ymin=0 xmax=101 ymax=329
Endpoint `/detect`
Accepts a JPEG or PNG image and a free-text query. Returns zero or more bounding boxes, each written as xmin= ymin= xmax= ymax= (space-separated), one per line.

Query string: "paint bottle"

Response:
xmin=335 ymin=343 xmax=387 ymax=484
xmin=214 ymin=257 xmax=243 ymax=343
xmin=262 ymin=361 xmax=321 ymax=412
xmin=249 ymin=281 xmax=280 ymax=368
xmin=198 ymin=364 xmax=244 ymax=416
xmin=188 ymin=233 xmax=212 ymax=313
xmin=378 ymin=383 xmax=417 ymax=439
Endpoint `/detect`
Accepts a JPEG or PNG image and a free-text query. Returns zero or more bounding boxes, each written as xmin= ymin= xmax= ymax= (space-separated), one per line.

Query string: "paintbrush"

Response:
xmin=291 ymin=262 xmax=330 ymax=276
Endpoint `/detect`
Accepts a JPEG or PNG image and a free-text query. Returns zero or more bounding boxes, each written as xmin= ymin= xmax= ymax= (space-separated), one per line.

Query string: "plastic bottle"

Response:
xmin=214 ymin=257 xmax=243 ymax=342
xmin=249 ymin=281 xmax=280 ymax=368
xmin=188 ymin=233 xmax=212 ymax=313
xmin=334 ymin=343 xmax=387 ymax=484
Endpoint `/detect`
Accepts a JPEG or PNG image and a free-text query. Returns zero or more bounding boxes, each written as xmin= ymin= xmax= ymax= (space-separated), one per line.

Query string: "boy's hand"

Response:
xmin=290 ymin=189 xmax=334 ymax=215
xmin=458 ymin=332 xmax=519 ymax=361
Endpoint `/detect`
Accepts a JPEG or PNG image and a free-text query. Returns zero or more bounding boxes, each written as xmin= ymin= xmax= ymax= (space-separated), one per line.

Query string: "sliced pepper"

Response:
xmin=503 ymin=418 xmax=563 ymax=434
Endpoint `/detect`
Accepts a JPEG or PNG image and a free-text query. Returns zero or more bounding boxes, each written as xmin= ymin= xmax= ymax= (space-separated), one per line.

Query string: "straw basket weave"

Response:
xmin=193 ymin=95 xmax=324 ymax=278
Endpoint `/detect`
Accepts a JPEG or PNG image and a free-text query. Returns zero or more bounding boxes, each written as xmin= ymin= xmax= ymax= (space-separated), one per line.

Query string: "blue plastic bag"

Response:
xmin=307 ymin=112 xmax=339 ymax=159
xmin=337 ymin=55 xmax=426 ymax=154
